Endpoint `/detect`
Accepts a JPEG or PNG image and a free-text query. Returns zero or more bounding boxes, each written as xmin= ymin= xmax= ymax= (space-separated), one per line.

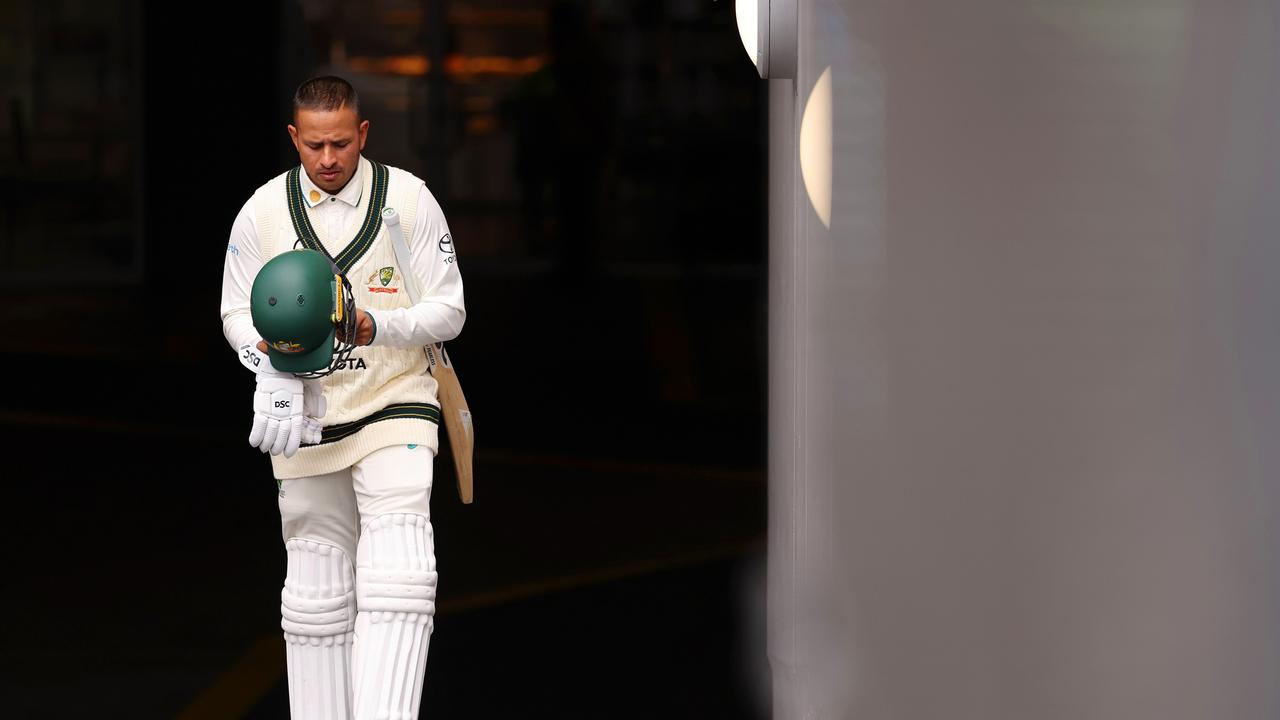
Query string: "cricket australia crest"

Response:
xmin=367 ymin=266 xmax=399 ymax=294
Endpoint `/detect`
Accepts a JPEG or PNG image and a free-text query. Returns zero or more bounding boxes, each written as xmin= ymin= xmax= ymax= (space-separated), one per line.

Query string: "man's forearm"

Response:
xmin=222 ymin=308 xmax=262 ymax=355
xmin=366 ymin=302 xmax=465 ymax=348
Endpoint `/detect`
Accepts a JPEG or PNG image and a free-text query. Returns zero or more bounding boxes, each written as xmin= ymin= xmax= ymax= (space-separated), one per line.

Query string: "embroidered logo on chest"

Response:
xmin=366 ymin=266 xmax=399 ymax=294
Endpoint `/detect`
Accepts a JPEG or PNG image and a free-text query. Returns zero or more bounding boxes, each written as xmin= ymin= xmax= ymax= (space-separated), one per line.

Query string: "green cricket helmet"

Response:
xmin=250 ymin=249 xmax=358 ymax=376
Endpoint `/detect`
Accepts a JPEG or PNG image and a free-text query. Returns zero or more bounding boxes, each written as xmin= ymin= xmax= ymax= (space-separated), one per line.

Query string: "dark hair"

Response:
xmin=293 ymin=76 xmax=360 ymax=120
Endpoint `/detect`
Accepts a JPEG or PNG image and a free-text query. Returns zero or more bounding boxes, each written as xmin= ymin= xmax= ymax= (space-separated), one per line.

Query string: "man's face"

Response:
xmin=287 ymin=105 xmax=369 ymax=195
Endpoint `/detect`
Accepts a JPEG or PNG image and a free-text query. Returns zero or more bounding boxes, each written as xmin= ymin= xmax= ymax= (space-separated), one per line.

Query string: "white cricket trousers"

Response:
xmin=277 ymin=443 xmax=438 ymax=720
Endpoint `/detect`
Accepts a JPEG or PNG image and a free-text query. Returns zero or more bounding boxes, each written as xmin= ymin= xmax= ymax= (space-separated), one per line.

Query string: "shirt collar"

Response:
xmin=298 ymin=156 xmax=367 ymax=209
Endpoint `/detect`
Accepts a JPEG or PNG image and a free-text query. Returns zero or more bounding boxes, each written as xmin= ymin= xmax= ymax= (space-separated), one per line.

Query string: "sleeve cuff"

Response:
xmin=366 ymin=308 xmax=384 ymax=347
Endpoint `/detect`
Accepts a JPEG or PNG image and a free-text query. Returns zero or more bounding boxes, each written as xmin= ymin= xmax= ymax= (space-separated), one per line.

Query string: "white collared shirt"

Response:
xmin=220 ymin=156 xmax=466 ymax=354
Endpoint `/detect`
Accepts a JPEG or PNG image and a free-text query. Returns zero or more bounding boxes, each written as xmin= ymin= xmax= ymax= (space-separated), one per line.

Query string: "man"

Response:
xmin=220 ymin=76 xmax=465 ymax=719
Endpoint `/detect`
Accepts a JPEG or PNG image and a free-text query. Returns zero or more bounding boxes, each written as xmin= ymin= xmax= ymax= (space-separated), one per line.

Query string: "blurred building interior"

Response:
xmin=0 ymin=1 xmax=769 ymax=717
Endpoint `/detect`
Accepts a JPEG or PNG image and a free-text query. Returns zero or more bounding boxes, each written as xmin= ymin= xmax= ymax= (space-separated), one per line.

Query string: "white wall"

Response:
xmin=770 ymin=1 xmax=1280 ymax=717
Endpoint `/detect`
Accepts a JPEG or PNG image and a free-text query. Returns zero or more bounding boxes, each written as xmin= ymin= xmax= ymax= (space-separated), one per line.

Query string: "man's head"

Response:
xmin=288 ymin=76 xmax=369 ymax=195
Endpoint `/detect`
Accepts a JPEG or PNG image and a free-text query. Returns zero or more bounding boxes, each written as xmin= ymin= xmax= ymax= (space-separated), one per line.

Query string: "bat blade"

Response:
xmin=427 ymin=343 xmax=474 ymax=504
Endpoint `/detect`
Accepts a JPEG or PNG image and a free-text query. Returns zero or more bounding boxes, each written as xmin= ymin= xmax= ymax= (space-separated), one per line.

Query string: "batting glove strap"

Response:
xmin=238 ymin=342 xmax=282 ymax=376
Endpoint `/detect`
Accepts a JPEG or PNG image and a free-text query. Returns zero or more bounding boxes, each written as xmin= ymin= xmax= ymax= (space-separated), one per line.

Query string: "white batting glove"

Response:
xmin=240 ymin=344 xmax=327 ymax=458
xmin=300 ymin=381 xmax=326 ymax=446
xmin=250 ymin=374 xmax=306 ymax=456
xmin=300 ymin=416 xmax=323 ymax=446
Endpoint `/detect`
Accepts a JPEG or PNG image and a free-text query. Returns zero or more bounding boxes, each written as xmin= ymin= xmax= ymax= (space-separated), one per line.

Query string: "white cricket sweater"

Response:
xmin=220 ymin=155 xmax=466 ymax=479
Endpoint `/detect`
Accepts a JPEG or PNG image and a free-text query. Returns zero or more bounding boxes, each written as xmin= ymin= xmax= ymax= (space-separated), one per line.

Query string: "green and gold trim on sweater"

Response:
xmin=285 ymin=161 xmax=390 ymax=273
xmin=318 ymin=402 xmax=441 ymax=445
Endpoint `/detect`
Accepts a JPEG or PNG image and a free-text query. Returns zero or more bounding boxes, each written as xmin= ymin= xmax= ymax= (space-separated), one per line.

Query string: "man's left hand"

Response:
xmin=337 ymin=308 xmax=375 ymax=346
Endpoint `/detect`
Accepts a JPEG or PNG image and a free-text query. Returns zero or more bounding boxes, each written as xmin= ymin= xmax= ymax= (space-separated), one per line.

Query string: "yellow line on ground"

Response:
xmin=177 ymin=537 xmax=763 ymax=718
xmin=438 ymin=537 xmax=765 ymax=615
xmin=175 ymin=634 xmax=285 ymax=720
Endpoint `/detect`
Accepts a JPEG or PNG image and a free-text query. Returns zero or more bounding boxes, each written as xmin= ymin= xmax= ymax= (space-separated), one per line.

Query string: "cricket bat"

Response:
xmin=382 ymin=206 xmax=474 ymax=504
xmin=425 ymin=342 xmax=474 ymax=504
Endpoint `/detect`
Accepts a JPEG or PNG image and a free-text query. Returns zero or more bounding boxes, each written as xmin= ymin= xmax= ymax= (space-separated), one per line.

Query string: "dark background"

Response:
xmin=0 ymin=0 xmax=767 ymax=717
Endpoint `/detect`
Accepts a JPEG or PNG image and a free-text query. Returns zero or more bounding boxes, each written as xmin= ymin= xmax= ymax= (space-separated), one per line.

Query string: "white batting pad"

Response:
xmin=282 ymin=538 xmax=356 ymax=720
xmin=352 ymin=513 xmax=438 ymax=719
